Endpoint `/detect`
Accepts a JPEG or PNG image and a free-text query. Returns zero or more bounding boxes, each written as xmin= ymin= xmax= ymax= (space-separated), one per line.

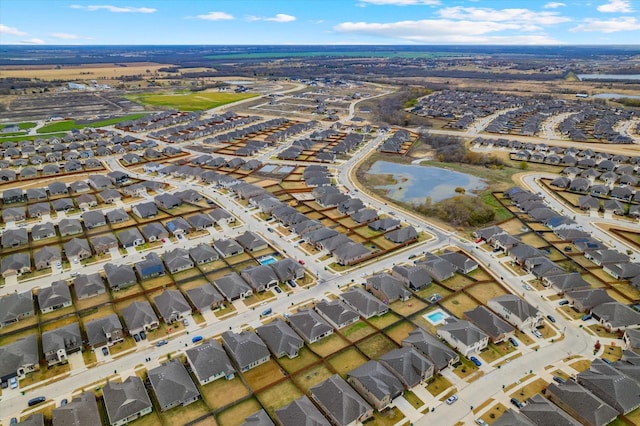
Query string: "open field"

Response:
xmin=37 ymin=114 xmax=146 ymax=133
xmin=0 ymin=62 xmax=173 ymax=80
xmin=125 ymin=91 xmax=257 ymax=111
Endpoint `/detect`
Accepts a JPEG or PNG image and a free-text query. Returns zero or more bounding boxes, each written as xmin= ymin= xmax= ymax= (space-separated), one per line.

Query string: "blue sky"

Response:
xmin=1 ymin=0 xmax=639 ymax=45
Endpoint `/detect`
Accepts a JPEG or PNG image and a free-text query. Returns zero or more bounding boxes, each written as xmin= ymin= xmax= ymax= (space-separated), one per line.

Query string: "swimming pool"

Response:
xmin=423 ymin=309 xmax=450 ymax=326
xmin=259 ymin=256 xmax=277 ymax=265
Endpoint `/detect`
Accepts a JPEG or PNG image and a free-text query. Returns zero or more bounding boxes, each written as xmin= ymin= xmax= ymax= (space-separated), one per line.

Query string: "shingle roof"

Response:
xmin=148 ymin=359 xmax=200 ymax=409
xmin=347 ymin=360 xmax=404 ymax=403
xmin=103 ymin=376 xmax=152 ymax=425
xmin=52 ymin=392 xmax=101 ymax=426
xmin=275 ymin=395 xmax=331 ymax=426
xmin=185 ymin=340 xmax=235 ymax=384
xmin=310 ymin=374 xmax=372 ymax=426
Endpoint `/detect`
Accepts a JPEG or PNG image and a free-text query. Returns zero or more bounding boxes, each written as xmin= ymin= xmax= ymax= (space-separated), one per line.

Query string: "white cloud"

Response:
xmin=69 ymin=4 xmax=156 ymax=13
xmin=196 ymin=11 xmax=234 ymax=21
xmin=334 ymin=19 xmax=561 ymax=44
xmin=0 ymin=24 xmax=27 ymax=36
xmin=51 ymin=32 xmax=80 ymax=39
xmin=572 ymin=16 xmax=640 ymax=32
xmin=359 ymin=0 xmax=440 ymax=5
xmin=544 ymin=2 xmax=566 ymax=8
xmin=21 ymin=38 xmax=45 ymax=44
xmin=247 ymin=13 xmax=296 ymax=22
xmin=597 ymin=0 xmax=633 ymax=13
xmin=439 ymin=6 xmax=571 ymax=25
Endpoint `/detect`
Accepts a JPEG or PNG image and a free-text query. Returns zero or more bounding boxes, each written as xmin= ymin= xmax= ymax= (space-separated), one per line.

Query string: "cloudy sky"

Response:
xmin=1 ymin=0 xmax=639 ymax=45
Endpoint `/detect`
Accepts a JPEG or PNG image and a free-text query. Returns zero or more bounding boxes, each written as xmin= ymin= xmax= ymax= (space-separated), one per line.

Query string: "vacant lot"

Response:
xmin=37 ymin=114 xmax=146 ymax=133
xmin=125 ymin=91 xmax=257 ymax=111
xmin=367 ymin=311 xmax=402 ymax=329
xmin=160 ymin=399 xmax=210 ymax=426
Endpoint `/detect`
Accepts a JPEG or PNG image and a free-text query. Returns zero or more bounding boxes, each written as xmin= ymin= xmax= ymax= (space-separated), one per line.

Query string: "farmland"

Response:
xmin=125 ymin=91 xmax=258 ymax=111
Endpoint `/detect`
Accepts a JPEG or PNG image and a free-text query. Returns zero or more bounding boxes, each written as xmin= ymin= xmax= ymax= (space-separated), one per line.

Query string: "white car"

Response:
xmin=9 ymin=377 xmax=18 ymax=389
xmin=532 ymin=329 xmax=543 ymax=338
xmin=446 ymin=395 xmax=458 ymax=405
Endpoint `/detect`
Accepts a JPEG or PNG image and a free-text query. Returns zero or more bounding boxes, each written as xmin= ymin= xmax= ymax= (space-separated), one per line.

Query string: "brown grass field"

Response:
xmin=257 ymin=380 xmax=303 ymax=417
xmin=356 ymin=334 xmax=399 ymax=359
xmin=328 ymin=348 xmax=369 ymax=377
xmin=241 ymin=359 xmax=286 ymax=391
xmin=0 ymin=62 xmax=174 ymax=81
xmin=216 ymin=398 xmax=262 ymax=426
xmin=292 ymin=364 xmax=335 ymax=392
xmin=199 ymin=376 xmax=250 ymax=410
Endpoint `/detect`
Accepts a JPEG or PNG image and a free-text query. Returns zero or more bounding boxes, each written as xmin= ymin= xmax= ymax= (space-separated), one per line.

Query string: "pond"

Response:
xmin=577 ymin=74 xmax=640 ymax=81
xmin=592 ymin=93 xmax=640 ymax=100
xmin=368 ymin=161 xmax=487 ymax=204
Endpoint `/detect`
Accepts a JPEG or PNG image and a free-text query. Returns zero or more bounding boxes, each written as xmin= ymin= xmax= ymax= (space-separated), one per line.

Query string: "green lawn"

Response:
xmin=125 ymin=91 xmax=257 ymax=111
xmin=0 ymin=122 xmax=35 ymax=130
xmin=37 ymin=114 xmax=147 ymax=133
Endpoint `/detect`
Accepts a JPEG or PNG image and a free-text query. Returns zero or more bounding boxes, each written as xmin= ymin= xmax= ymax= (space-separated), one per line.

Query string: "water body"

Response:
xmin=368 ymin=161 xmax=487 ymax=204
xmin=577 ymin=74 xmax=640 ymax=81
xmin=592 ymin=93 xmax=640 ymax=100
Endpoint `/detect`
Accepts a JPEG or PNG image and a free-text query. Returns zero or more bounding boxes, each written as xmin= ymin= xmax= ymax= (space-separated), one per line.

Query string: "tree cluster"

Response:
xmin=420 ymin=133 xmax=504 ymax=167
xmin=413 ymin=195 xmax=495 ymax=227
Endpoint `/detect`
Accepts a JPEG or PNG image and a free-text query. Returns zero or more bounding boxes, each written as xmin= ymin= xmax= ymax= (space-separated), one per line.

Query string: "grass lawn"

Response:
xmin=480 ymin=341 xmax=517 ymax=363
xmin=328 ymin=348 xmax=369 ymax=378
xmin=368 ymin=407 xmax=405 ymax=426
xmin=452 ymin=357 xmax=480 ymax=379
xmin=308 ymin=333 xmax=350 ymax=357
xmin=426 ymin=374 xmax=453 ymax=397
xmin=587 ymin=324 xmax=620 ymax=339
xmin=356 ymin=334 xmax=398 ymax=359
xmin=37 ymin=114 xmax=146 ymax=133
xmin=216 ymin=397 xmax=262 ymax=426
xmin=200 ymin=376 xmax=250 ymax=410
xmin=126 ymin=91 xmax=257 ymax=111
xmin=241 ymin=359 xmax=286 ymax=392
xmin=292 ymin=364 xmax=334 ymax=393
xmin=479 ymin=402 xmax=507 ymax=424
xmin=341 ymin=321 xmax=377 ymax=342
xmin=514 ymin=330 xmax=534 ymax=346
xmin=109 ymin=336 xmax=137 ymax=356
xmin=367 ymin=311 xmax=402 ymax=329
xmin=403 ymin=390 xmax=424 ymax=409
xmin=443 ymin=274 xmax=476 ymax=291
xmin=276 ymin=347 xmax=319 ymax=374
xmin=466 ymin=282 xmax=509 ymax=305
xmin=569 ymin=359 xmax=592 ymax=373
xmin=127 ymin=410 xmax=162 ymax=426
xmin=624 ymin=407 xmax=640 ymax=426
xmin=390 ymin=297 xmax=428 ymax=316
xmin=256 ymin=380 xmax=303 ymax=416
xmin=20 ymin=363 xmax=70 ymax=388
xmin=385 ymin=321 xmax=417 ymax=344
xmin=510 ymin=378 xmax=548 ymax=401
xmin=601 ymin=344 xmax=623 ymax=363
xmin=159 ymin=399 xmax=211 ymax=425
xmin=441 ymin=293 xmax=479 ymax=319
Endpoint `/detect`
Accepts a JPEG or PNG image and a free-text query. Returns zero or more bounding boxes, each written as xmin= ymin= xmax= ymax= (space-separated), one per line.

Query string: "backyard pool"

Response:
xmin=259 ymin=256 xmax=277 ymax=265
xmin=424 ymin=309 xmax=450 ymax=326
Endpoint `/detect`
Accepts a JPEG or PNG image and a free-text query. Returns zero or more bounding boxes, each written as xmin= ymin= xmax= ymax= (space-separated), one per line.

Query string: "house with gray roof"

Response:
xmin=104 ymin=263 xmax=136 ymax=291
xmin=577 ymin=358 xmax=640 ymax=414
xmin=310 ymin=374 xmax=373 ymax=426
xmin=348 ymin=360 xmax=404 ymax=410
xmin=84 ymin=314 xmax=124 ymax=348
xmin=209 ymin=208 xmax=235 ymax=224
xmin=52 ymin=391 xmax=102 ymax=426
xmin=1 ymin=252 xmax=32 ymax=278
xmin=185 ymin=283 xmax=224 ymax=312
xmin=546 ymin=379 xmax=618 ymax=426
xmin=333 ymin=242 xmax=370 ymax=266
xmin=366 ymin=273 xmax=411 ymax=303
xmin=439 ymin=251 xmax=478 ymax=274
xmin=106 ymin=208 xmax=130 ymax=224
xmin=586 ymin=249 xmax=630 ymax=266
xmin=488 ymin=294 xmax=543 ymax=331
xmin=185 ymin=340 xmax=235 ymax=385
xmin=257 ymin=318 xmax=304 ymax=358
xmin=2 ymin=228 xmax=28 ymax=248
xmin=134 ymin=252 xmax=165 ymax=280
xmin=565 ymin=288 xmax=615 ymax=313
xmin=591 ymin=301 xmax=640 ymax=332
xmin=132 ymin=202 xmax=158 ymax=219
xmin=464 ymin=305 xmax=515 ymax=343
xmin=236 ymin=231 xmax=268 ymax=252
xmin=188 ymin=244 xmax=219 ymax=265
xmin=141 ymin=222 xmax=168 ymax=242
xmin=241 ymin=265 xmax=279 ymax=292
xmin=122 ymin=301 xmax=159 ymax=336
xmin=153 ymin=289 xmax=191 ymax=324
xmin=604 ymin=262 xmax=640 ymax=280
xmin=543 ymin=273 xmax=591 ymax=293
xmin=492 ymin=408 xmax=536 ymax=426
xmin=391 ymin=264 xmax=432 ymax=291
xmin=185 ymin=213 xmax=214 ymax=232
xmin=402 ymin=328 xmax=459 ymax=372
xmin=314 ymin=299 xmax=359 ymax=330
xmin=81 ymin=211 xmax=106 ymax=229
xmin=379 ymin=347 xmax=434 ymax=389
xmin=213 ymin=238 xmax=244 ymax=258
xmin=154 ymin=193 xmax=181 ymax=210
xmin=241 ymin=409 xmax=274 ymax=426
xmin=27 ymin=187 xmax=48 ymax=201
xmin=507 ymin=245 xmax=543 ymax=266
xmin=90 ymin=233 xmax=118 ymax=254
xmin=418 ymin=254 xmax=457 ymax=282
xmin=117 ymin=228 xmax=144 ymax=248
xmin=28 ymin=202 xmax=51 ymax=218
xmin=288 ymin=308 xmax=334 ymax=344
xmin=520 ymin=394 xmax=581 ymax=426
xmin=0 ymin=334 xmax=39 ymax=382
xmin=437 ymin=318 xmax=488 ymax=357
xmin=73 ymin=273 xmax=106 ymax=299
xmin=341 ymin=287 xmax=388 ymax=319
xmin=275 ymin=395 xmax=331 ymax=426
xmin=51 ymin=197 xmax=75 ymax=212
xmin=103 ymin=376 xmax=153 ymax=426
xmin=162 ymin=248 xmax=194 ymax=273
xmin=31 ymin=222 xmax=56 ymax=240
xmin=148 ymin=359 xmax=200 ymax=412
xmin=221 ymin=330 xmax=270 ymax=372
xmin=63 ymin=238 xmax=91 ymax=261
xmin=33 ymin=245 xmax=61 ymax=270
xmin=37 ymin=280 xmax=71 ymax=314
xmin=214 ymin=273 xmax=253 ymax=301
xmin=88 ymin=174 xmax=112 ymax=190
xmin=42 ymin=323 xmax=82 ymax=366
xmin=166 ymin=217 xmax=192 ymax=236
xmin=385 ymin=226 xmax=418 ymax=244
xmin=368 ymin=218 xmax=400 ymax=232
xmin=270 ymin=258 xmax=304 ymax=282
xmin=2 ymin=207 xmax=26 ymax=223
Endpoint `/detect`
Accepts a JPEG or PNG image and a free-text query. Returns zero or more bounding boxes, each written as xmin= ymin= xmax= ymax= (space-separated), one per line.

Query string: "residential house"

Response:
xmin=488 ymin=295 xmax=543 ymax=331
xmin=106 ymin=209 xmax=130 ymax=224
xmin=141 ymin=222 xmax=169 ymax=242
xmin=314 ymin=299 xmax=359 ymax=330
xmin=121 ymin=301 xmax=159 ymax=336
xmin=214 ymin=273 xmax=253 ymax=301
xmin=82 ymin=211 xmax=106 ymax=229
xmin=188 ymin=244 xmax=219 ymax=265
xmin=402 ymin=328 xmax=459 ymax=372
xmin=379 ymin=347 xmax=434 ymax=389
xmin=464 ymin=306 xmax=515 ymax=343
xmin=241 ymin=410 xmax=274 ymax=426
xmin=341 ymin=287 xmax=389 ymax=319
xmin=103 ymin=376 xmax=153 ymax=426
xmin=257 ymin=318 xmax=304 ymax=359
xmin=90 ymin=233 xmax=119 ymax=255
xmin=33 ymin=246 xmax=61 ymax=271
xmin=209 ymin=208 xmax=235 ymax=224
xmin=155 ymin=193 xmax=181 ymax=210
xmin=148 ymin=360 xmax=200 ymax=412
xmin=439 ymin=251 xmax=478 ymax=274
xmin=384 ymin=226 xmax=418 ymax=244
xmin=236 ymin=231 xmax=268 ymax=252
xmin=132 ymin=202 xmax=158 ymax=219
xmin=333 ymin=242 xmax=370 ymax=266
xmin=0 ymin=334 xmax=39 ymax=382
xmin=543 ymin=273 xmax=591 ymax=293
xmin=186 ymin=213 xmax=214 ymax=231
xmin=165 ymin=217 xmax=192 ymax=237
xmin=154 ymin=289 xmax=191 ymax=324
xmin=310 ymin=374 xmax=373 ymax=426
xmin=437 ymin=318 xmax=489 ymax=357
xmin=418 ymin=254 xmax=457 ymax=282
xmin=221 ymin=330 xmax=271 ymax=372
xmin=134 ymin=252 xmax=165 ymax=280
xmin=288 ymin=308 xmax=334 ymax=344
xmin=31 ymin=222 xmax=56 ymax=240
xmin=117 ymin=228 xmax=144 ymax=248
xmin=63 ymin=238 xmax=91 ymax=261
xmin=1 ymin=252 xmax=32 ymax=277
xmin=275 ymin=396 xmax=330 ymax=426
xmin=270 ymin=258 xmax=304 ymax=282
xmin=162 ymin=248 xmax=194 ymax=273
xmin=348 ymin=360 xmax=404 ymax=410
xmin=603 ymin=262 xmax=640 ymax=280
xmin=213 ymin=238 xmax=244 ymax=258
xmin=37 ymin=280 xmax=72 ymax=313
xmin=185 ymin=340 xmax=235 ymax=385
xmin=591 ymin=302 xmax=640 ymax=332
xmin=73 ymin=273 xmax=106 ymax=299
xmin=84 ymin=314 xmax=124 ymax=348
xmin=52 ymin=392 xmax=102 ymax=426
xmin=546 ymin=379 xmax=618 ymax=426
xmin=185 ymin=283 xmax=224 ymax=312
xmin=519 ymin=394 xmax=581 ymax=426
xmin=577 ymin=359 xmax=640 ymax=414
xmin=2 ymin=228 xmax=28 ymax=248
xmin=491 ymin=409 xmax=537 ymax=426
xmin=366 ymin=273 xmax=411 ymax=304
xmin=104 ymin=263 xmax=137 ymax=291
xmin=42 ymin=323 xmax=82 ymax=366
xmin=391 ymin=265 xmax=432 ymax=291
xmin=565 ymin=288 xmax=615 ymax=312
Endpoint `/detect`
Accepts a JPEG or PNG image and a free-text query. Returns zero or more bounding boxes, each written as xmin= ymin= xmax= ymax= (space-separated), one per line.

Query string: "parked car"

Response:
xmin=10 ymin=418 xmax=17 ymax=426
xmin=559 ymin=300 xmax=569 ymax=306
xmin=70 ymin=271 xmax=79 ymax=277
xmin=408 ymin=254 xmax=417 ymax=260
xmin=509 ymin=337 xmax=519 ymax=347
xmin=102 ymin=347 xmax=109 ymax=356
xmin=60 ymin=398 xmax=68 ymax=406
xmin=470 ymin=356 xmax=482 ymax=366
xmin=140 ymin=331 xmax=146 ymax=340
xmin=274 ymin=286 xmax=282 ymax=294
xmin=156 ymin=339 xmax=168 ymax=347
xmin=547 ymin=315 xmax=556 ymax=323
xmin=582 ymin=314 xmax=592 ymax=321
xmin=267 ymin=227 xmax=274 ymax=233
xmin=532 ymin=329 xmax=543 ymax=338
xmin=9 ymin=377 xmax=18 ymax=389
xmin=553 ymin=376 xmax=565 ymax=384
xmin=28 ymin=396 xmax=46 ymax=407
xmin=287 ymin=280 xmax=297 ymax=288
xmin=133 ymin=334 xmax=140 ymax=342
xmin=510 ymin=398 xmax=524 ymax=409
xmin=191 ymin=336 xmax=203 ymax=344
xmin=298 ymin=259 xmax=305 ymax=265
xmin=182 ymin=318 xmax=189 ymax=327
xmin=601 ymin=358 xmax=612 ymax=365
xmin=446 ymin=395 xmax=458 ymax=405
xmin=475 ymin=419 xmax=488 ymax=426
xmin=563 ymin=246 xmax=572 ymax=252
